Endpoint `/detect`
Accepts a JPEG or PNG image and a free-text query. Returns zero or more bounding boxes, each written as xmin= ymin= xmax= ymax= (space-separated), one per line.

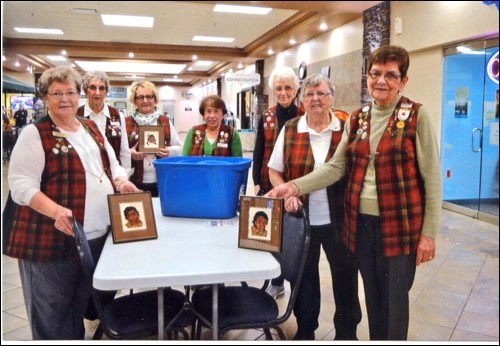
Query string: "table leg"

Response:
xmin=158 ymin=287 xmax=164 ymax=340
xmin=212 ymin=283 xmax=218 ymax=340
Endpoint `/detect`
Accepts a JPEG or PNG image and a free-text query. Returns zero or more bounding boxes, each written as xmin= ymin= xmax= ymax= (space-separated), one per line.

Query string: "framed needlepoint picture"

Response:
xmin=107 ymin=191 xmax=158 ymax=244
xmin=238 ymin=196 xmax=283 ymax=253
xmin=138 ymin=125 xmax=165 ymax=153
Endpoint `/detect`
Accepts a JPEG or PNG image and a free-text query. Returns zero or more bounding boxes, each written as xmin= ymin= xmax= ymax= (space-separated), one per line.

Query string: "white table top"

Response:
xmin=94 ymin=198 xmax=280 ymax=290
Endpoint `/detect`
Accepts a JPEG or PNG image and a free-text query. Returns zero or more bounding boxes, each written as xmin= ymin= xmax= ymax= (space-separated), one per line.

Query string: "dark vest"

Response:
xmin=188 ymin=123 xmax=234 ymax=156
xmin=4 ymin=116 xmax=112 ymax=261
xmin=125 ymin=115 xmax=171 ymax=185
xmin=344 ymin=96 xmax=424 ymax=257
xmin=76 ymin=105 xmax=123 ymax=164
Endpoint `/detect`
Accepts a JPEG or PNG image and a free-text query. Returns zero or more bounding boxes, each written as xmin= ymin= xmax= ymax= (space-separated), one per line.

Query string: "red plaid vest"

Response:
xmin=126 ymin=115 xmax=171 ymax=185
xmin=283 ymin=115 xmax=345 ymax=233
xmin=77 ymin=105 xmax=124 ymax=164
xmin=259 ymin=105 xmax=304 ymax=193
xmin=344 ymin=96 xmax=424 ymax=256
xmin=188 ymin=123 xmax=234 ymax=156
xmin=4 ymin=116 xmax=112 ymax=261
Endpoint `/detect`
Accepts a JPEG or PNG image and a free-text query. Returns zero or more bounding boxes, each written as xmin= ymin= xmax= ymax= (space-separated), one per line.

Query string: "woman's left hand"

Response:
xmin=157 ymin=146 xmax=170 ymax=158
xmin=416 ymin=234 xmax=436 ymax=265
xmin=116 ymin=180 xmax=142 ymax=193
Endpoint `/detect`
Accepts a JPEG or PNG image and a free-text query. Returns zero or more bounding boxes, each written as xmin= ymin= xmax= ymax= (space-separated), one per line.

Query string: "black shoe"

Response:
xmin=293 ymin=332 xmax=315 ymax=340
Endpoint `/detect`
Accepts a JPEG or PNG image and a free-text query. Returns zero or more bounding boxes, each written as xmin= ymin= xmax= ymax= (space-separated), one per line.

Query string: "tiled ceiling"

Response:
xmin=2 ymin=1 xmax=381 ymax=87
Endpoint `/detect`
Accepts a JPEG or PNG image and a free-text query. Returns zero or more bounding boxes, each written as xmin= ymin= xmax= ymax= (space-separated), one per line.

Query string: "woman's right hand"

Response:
xmin=266 ymin=181 xmax=299 ymax=198
xmin=130 ymin=143 xmax=145 ymax=161
xmin=52 ymin=205 xmax=74 ymax=236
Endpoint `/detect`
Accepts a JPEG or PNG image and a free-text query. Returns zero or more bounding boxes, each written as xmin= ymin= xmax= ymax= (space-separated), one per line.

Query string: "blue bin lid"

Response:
xmin=153 ymin=156 xmax=252 ymax=170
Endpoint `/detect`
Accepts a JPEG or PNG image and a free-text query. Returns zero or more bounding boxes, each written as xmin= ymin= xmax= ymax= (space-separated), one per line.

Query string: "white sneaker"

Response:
xmin=265 ymin=284 xmax=285 ymax=299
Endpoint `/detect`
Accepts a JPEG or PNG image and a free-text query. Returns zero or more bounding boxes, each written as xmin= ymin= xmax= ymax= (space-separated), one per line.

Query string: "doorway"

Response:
xmin=441 ymin=38 xmax=499 ymax=224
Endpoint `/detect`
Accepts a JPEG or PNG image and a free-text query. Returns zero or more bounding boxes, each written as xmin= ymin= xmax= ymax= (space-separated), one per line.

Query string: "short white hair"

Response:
xmin=268 ymin=66 xmax=300 ymax=89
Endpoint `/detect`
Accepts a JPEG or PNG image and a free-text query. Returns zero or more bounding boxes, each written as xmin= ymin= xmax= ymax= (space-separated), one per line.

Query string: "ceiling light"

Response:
xmin=213 ymin=4 xmax=272 ymax=15
xmin=319 ymin=23 xmax=328 ymax=31
xmin=15 ymin=27 xmax=63 ymax=35
xmin=163 ymin=78 xmax=184 ymax=82
xmin=128 ymin=52 xmax=135 ymax=58
xmin=192 ymin=55 xmax=198 ymax=60
xmin=195 ymin=60 xmax=213 ymax=67
xmin=15 ymin=61 xmax=20 ymax=67
xmin=193 ymin=36 xmax=234 ymax=43
xmin=60 ymin=50 xmax=67 ymax=55
xmin=47 ymin=55 xmax=67 ymax=61
xmin=75 ymin=61 xmax=186 ymax=74
xmin=267 ymin=48 xmax=274 ymax=55
xmin=237 ymin=63 xmax=243 ymax=69
xmin=289 ymin=39 xmax=296 ymax=45
xmin=125 ymin=75 xmax=145 ymax=79
xmin=72 ymin=8 xmax=97 ymax=14
xmin=101 ymin=14 xmax=154 ymax=28
xmin=2 ymin=56 xmax=6 ymax=61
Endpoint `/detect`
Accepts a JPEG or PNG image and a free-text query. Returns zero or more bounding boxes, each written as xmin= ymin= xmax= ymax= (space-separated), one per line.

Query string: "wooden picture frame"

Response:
xmin=238 ymin=196 xmax=283 ymax=253
xmin=107 ymin=191 xmax=158 ymax=244
xmin=138 ymin=125 xmax=165 ymax=153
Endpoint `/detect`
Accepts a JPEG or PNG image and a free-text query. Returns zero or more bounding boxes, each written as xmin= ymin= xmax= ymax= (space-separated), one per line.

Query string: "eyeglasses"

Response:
xmin=135 ymin=95 xmax=155 ymax=101
xmin=274 ymin=85 xmax=294 ymax=93
xmin=47 ymin=91 xmax=79 ymax=99
xmin=303 ymin=91 xmax=330 ymax=99
xmin=367 ymin=70 xmax=401 ymax=82
xmin=88 ymin=85 xmax=107 ymax=92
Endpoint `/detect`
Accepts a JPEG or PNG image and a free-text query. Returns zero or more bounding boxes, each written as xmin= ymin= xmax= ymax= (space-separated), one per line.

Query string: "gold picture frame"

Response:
xmin=138 ymin=125 xmax=165 ymax=153
xmin=238 ymin=196 xmax=283 ymax=253
xmin=107 ymin=191 xmax=158 ymax=244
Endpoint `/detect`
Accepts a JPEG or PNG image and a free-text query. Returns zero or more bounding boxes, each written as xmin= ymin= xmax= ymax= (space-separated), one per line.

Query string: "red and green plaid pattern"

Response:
xmin=5 ymin=116 xmax=112 ymax=261
xmin=188 ymin=123 xmax=233 ymax=157
xmin=344 ymin=97 xmax=424 ymax=257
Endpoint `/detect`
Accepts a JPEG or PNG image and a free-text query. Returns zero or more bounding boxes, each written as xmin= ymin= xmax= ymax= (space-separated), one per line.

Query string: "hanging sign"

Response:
xmin=224 ymin=73 xmax=261 ymax=85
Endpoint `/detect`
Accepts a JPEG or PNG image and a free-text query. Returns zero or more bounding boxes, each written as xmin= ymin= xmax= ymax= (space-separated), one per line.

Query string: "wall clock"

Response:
xmin=298 ymin=62 xmax=307 ymax=80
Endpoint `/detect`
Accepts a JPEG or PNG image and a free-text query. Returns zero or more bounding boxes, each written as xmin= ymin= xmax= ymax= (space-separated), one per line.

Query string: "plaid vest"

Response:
xmin=77 ymin=105 xmax=123 ymax=164
xmin=4 ymin=116 xmax=112 ymax=261
xmin=283 ymin=115 xmax=345 ymax=235
xmin=188 ymin=123 xmax=234 ymax=156
xmin=344 ymin=96 xmax=424 ymax=256
xmin=126 ymin=115 xmax=171 ymax=185
xmin=260 ymin=105 xmax=304 ymax=193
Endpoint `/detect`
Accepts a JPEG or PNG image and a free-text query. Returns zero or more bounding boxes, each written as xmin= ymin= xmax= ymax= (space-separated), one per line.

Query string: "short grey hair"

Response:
xmin=300 ymin=74 xmax=335 ymax=100
xmin=81 ymin=70 xmax=110 ymax=92
xmin=268 ymin=66 xmax=300 ymax=90
xmin=37 ymin=66 xmax=82 ymax=98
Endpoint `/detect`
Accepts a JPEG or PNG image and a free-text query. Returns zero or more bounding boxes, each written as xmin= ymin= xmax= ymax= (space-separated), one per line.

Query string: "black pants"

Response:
xmin=293 ymin=223 xmax=361 ymax=340
xmin=136 ymin=182 xmax=159 ymax=198
xmin=356 ymin=214 xmax=416 ymax=340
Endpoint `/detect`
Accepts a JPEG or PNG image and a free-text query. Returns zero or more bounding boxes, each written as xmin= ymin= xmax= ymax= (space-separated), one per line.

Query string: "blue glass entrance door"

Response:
xmin=441 ymin=41 xmax=499 ymax=221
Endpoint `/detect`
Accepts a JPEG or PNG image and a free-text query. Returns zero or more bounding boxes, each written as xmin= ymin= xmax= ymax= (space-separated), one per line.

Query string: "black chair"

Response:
xmin=191 ymin=207 xmax=311 ymax=340
xmin=71 ymin=217 xmax=194 ymax=340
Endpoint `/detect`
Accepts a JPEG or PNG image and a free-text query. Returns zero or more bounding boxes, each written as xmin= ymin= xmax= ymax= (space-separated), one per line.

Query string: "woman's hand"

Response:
xmin=284 ymin=196 xmax=302 ymax=213
xmin=115 ymin=178 xmax=142 ymax=193
xmin=416 ymin=234 xmax=436 ymax=265
xmin=51 ymin=205 xmax=74 ymax=236
xmin=157 ymin=146 xmax=170 ymax=158
xmin=266 ymin=181 xmax=299 ymax=198
xmin=130 ymin=143 xmax=144 ymax=161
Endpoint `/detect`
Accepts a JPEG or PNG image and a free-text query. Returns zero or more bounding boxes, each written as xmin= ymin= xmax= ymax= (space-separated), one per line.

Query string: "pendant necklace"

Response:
xmin=85 ymin=169 xmax=104 ymax=183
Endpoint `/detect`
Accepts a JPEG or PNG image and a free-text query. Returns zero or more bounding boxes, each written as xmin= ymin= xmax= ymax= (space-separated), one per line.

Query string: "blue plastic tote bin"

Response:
xmin=153 ymin=156 xmax=252 ymax=218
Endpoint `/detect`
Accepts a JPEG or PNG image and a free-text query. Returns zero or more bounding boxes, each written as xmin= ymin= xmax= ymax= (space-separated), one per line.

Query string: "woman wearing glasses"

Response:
xmin=268 ymin=46 xmax=442 ymax=340
xmin=77 ymin=71 xmax=131 ymax=176
xmin=5 ymin=66 xmax=140 ymax=339
xmin=126 ymin=80 xmax=182 ymax=197
xmin=268 ymin=74 xmax=361 ymax=340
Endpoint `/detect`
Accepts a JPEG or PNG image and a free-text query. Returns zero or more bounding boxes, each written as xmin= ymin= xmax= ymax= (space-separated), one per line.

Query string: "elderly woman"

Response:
xmin=252 ymin=66 xmax=304 ymax=299
xmin=77 ymin=70 xmax=131 ymax=175
xmin=182 ymin=94 xmax=242 ymax=157
xmin=5 ymin=66 xmax=140 ymax=339
xmin=269 ymin=46 xmax=442 ymax=340
xmin=268 ymin=74 xmax=361 ymax=340
xmin=126 ymin=80 xmax=182 ymax=197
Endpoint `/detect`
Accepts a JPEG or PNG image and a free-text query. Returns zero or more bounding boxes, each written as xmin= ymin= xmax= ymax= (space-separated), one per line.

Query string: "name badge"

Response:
xmin=52 ymin=131 xmax=66 ymax=138
xmin=217 ymin=143 xmax=228 ymax=148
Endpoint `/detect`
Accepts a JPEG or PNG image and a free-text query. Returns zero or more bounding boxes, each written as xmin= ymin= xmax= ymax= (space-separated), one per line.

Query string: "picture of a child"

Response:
xmin=123 ymin=206 xmax=144 ymax=229
xmin=250 ymin=211 xmax=269 ymax=238
xmin=145 ymin=133 xmax=158 ymax=147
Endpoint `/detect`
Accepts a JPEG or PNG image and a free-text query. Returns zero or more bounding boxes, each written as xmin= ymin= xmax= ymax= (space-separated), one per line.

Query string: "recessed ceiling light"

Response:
xmin=75 ymin=61 xmax=186 ymax=74
xmin=60 ymin=50 xmax=67 ymax=55
xmin=47 ymin=55 xmax=67 ymax=61
xmin=125 ymin=75 xmax=145 ymax=79
xmin=192 ymin=55 xmax=198 ymax=60
xmin=213 ymin=4 xmax=272 ymax=15
xmin=267 ymin=48 xmax=274 ymax=55
xmin=193 ymin=36 xmax=234 ymax=43
xmin=289 ymin=39 xmax=296 ymax=45
xmin=163 ymin=78 xmax=184 ymax=82
xmin=319 ymin=23 xmax=328 ymax=31
xmin=194 ymin=60 xmax=213 ymax=67
xmin=128 ymin=52 xmax=135 ymax=58
xmin=101 ymin=14 xmax=154 ymax=28
xmin=15 ymin=27 xmax=63 ymax=35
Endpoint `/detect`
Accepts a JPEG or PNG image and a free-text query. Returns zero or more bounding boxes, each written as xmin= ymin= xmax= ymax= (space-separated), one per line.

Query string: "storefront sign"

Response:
xmin=224 ymin=73 xmax=261 ymax=85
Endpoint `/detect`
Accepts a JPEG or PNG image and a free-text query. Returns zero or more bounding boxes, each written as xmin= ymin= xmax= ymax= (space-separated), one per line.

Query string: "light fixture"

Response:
xmin=193 ymin=35 xmax=234 ymax=43
xmin=163 ymin=78 xmax=183 ymax=82
xmin=15 ymin=61 xmax=20 ymax=67
xmin=128 ymin=52 xmax=135 ymax=58
xmin=289 ymin=39 xmax=296 ymax=45
xmin=101 ymin=14 xmax=154 ymax=28
xmin=47 ymin=55 xmax=67 ymax=61
xmin=237 ymin=63 xmax=243 ymax=69
xmin=194 ymin=60 xmax=213 ymax=67
xmin=75 ymin=61 xmax=186 ymax=74
xmin=15 ymin=27 xmax=63 ymax=35
xmin=267 ymin=48 xmax=274 ymax=55
xmin=60 ymin=50 xmax=67 ymax=55
xmin=213 ymin=4 xmax=272 ymax=15
xmin=319 ymin=23 xmax=328 ymax=31
xmin=125 ymin=75 xmax=145 ymax=79
xmin=192 ymin=55 xmax=198 ymax=60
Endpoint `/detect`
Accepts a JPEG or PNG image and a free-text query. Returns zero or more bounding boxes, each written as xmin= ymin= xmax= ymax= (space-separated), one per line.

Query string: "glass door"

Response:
xmin=441 ymin=38 xmax=499 ymax=224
